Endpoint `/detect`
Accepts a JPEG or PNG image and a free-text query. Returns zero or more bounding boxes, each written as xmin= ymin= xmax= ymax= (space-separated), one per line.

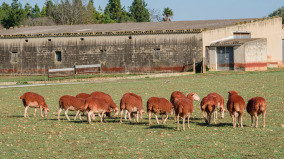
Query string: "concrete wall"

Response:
xmin=234 ymin=45 xmax=245 ymax=71
xmin=203 ymin=17 xmax=282 ymax=68
xmin=244 ymin=39 xmax=267 ymax=71
xmin=0 ymin=33 xmax=202 ymax=74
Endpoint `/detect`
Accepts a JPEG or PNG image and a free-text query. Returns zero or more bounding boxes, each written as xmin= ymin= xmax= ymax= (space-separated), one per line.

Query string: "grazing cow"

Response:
xmin=120 ymin=93 xmax=144 ymax=123
xmin=147 ymin=97 xmax=173 ymax=125
xmin=85 ymin=97 xmax=111 ymax=124
xmin=246 ymin=97 xmax=267 ymax=128
xmin=76 ymin=93 xmax=90 ymax=100
xmin=170 ymin=91 xmax=186 ymax=117
xmin=200 ymin=95 xmax=218 ymax=125
xmin=227 ymin=90 xmax=246 ymax=128
xmin=20 ymin=92 xmax=49 ymax=118
xmin=58 ymin=95 xmax=86 ymax=121
xmin=174 ymin=92 xmax=200 ymax=131
xmin=90 ymin=91 xmax=119 ymax=116
xmin=207 ymin=92 xmax=226 ymax=119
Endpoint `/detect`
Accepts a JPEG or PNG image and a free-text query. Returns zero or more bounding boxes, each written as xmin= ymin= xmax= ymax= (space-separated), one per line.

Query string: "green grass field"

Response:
xmin=0 ymin=70 xmax=283 ymax=158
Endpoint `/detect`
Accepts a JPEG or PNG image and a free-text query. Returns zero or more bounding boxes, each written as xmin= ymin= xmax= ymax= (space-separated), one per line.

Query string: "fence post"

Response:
xmin=193 ymin=59 xmax=196 ymax=73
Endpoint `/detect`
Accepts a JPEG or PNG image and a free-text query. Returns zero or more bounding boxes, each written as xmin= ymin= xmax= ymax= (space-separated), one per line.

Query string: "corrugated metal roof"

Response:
xmin=210 ymin=38 xmax=264 ymax=46
xmin=0 ymin=18 xmax=257 ymax=35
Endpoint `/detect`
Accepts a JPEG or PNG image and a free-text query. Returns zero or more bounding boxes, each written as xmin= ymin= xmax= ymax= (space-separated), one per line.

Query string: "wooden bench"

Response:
xmin=74 ymin=64 xmax=102 ymax=75
xmin=48 ymin=67 xmax=75 ymax=80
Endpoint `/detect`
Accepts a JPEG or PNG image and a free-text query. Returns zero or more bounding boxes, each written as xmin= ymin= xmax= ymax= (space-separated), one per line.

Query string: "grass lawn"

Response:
xmin=0 ymin=70 xmax=283 ymax=158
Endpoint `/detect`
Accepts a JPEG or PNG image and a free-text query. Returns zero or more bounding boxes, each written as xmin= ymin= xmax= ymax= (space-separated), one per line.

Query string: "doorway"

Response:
xmin=217 ymin=47 xmax=234 ymax=70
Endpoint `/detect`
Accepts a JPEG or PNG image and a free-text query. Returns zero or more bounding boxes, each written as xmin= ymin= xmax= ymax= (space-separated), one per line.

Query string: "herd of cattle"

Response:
xmin=20 ymin=91 xmax=267 ymax=130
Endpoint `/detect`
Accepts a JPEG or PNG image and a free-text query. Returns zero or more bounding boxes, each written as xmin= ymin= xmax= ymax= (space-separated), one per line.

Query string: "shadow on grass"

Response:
xmin=8 ymin=115 xmax=24 ymax=118
xmin=145 ymin=124 xmax=175 ymax=130
xmin=196 ymin=122 xmax=233 ymax=127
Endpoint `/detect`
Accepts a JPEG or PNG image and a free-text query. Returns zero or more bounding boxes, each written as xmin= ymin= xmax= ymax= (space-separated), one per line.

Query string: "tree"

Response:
xmin=268 ymin=6 xmax=284 ymax=24
xmin=129 ymin=0 xmax=150 ymax=22
xmin=1 ymin=0 xmax=25 ymax=28
xmin=24 ymin=3 xmax=33 ymax=18
xmin=33 ymin=4 xmax=41 ymax=18
xmin=163 ymin=7 xmax=173 ymax=22
xmin=104 ymin=0 xmax=122 ymax=22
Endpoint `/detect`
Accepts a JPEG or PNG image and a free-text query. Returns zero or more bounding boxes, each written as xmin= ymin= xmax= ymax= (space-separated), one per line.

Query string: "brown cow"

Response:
xmin=227 ymin=90 xmax=246 ymax=128
xmin=85 ymin=97 xmax=112 ymax=124
xmin=207 ymin=92 xmax=226 ymax=119
xmin=120 ymin=93 xmax=144 ymax=123
xmin=246 ymin=97 xmax=267 ymax=128
xmin=90 ymin=91 xmax=119 ymax=116
xmin=20 ymin=92 xmax=49 ymax=118
xmin=147 ymin=97 xmax=173 ymax=125
xmin=58 ymin=95 xmax=86 ymax=121
xmin=200 ymin=95 xmax=218 ymax=125
xmin=175 ymin=92 xmax=200 ymax=131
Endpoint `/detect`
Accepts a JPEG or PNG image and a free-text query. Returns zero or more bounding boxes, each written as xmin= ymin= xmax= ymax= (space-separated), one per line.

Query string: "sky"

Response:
xmin=2 ymin=0 xmax=284 ymax=21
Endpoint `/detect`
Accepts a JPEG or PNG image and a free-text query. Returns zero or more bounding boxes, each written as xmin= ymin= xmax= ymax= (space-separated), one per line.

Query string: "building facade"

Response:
xmin=0 ymin=17 xmax=282 ymax=74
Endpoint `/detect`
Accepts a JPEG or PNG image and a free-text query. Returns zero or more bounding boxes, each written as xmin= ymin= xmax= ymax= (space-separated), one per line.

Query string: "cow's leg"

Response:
xmin=202 ymin=111 xmax=208 ymax=124
xmin=128 ymin=111 xmax=132 ymax=122
xmin=182 ymin=116 xmax=186 ymax=131
xmin=262 ymin=111 xmax=266 ymax=128
xmin=40 ymin=107 xmax=44 ymax=117
xmin=155 ymin=114 xmax=160 ymax=124
xmin=177 ymin=114 xmax=180 ymax=131
xmin=120 ymin=110 xmax=123 ymax=123
xmin=240 ymin=114 xmax=243 ymax=128
xmin=163 ymin=115 xmax=169 ymax=124
xmin=100 ymin=112 xmax=105 ymax=123
xmin=34 ymin=108 xmax=37 ymax=117
xmin=148 ymin=112 xmax=152 ymax=125
xmin=58 ymin=108 xmax=62 ymax=121
xmin=79 ymin=113 xmax=82 ymax=121
xmin=250 ymin=115 xmax=254 ymax=127
xmin=136 ymin=112 xmax=139 ymax=123
xmin=231 ymin=113 xmax=236 ymax=128
xmin=24 ymin=106 xmax=29 ymax=118
xmin=74 ymin=110 xmax=80 ymax=120
xmin=187 ymin=115 xmax=190 ymax=128
xmin=65 ymin=109 xmax=70 ymax=121
xmin=125 ymin=110 xmax=128 ymax=121
xmin=213 ymin=111 xmax=217 ymax=124
xmin=254 ymin=113 xmax=258 ymax=128
xmin=87 ymin=111 xmax=93 ymax=124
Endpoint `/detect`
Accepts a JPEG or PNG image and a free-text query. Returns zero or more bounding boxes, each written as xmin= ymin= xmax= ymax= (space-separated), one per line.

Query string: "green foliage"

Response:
xmin=163 ymin=7 xmax=173 ymax=22
xmin=105 ymin=0 xmax=122 ymax=22
xmin=129 ymin=0 xmax=150 ymax=22
xmin=268 ymin=6 xmax=284 ymax=24
xmin=1 ymin=0 xmax=25 ymax=28
xmin=33 ymin=4 xmax=41 ymax=18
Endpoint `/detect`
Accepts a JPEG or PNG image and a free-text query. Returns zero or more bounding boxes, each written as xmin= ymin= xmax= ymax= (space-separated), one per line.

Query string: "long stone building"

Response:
xmin=0 ymin=17 xmax=282 ymax=74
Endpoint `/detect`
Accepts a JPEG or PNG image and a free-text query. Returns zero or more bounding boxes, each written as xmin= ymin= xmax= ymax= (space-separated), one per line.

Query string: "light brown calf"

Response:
xmin=174 ymin=93 xmax=200 ymax=131
xmin=20 ymin=92 xmax=49 ymax=118
xmin=90 ymin=91 xmax=119 ymax=116
xmin=58 ymin=95 xmax=86 ymax=121
xmin=227 ymin=90 xmax=246 ymax=128
xmin=200 ymin=95 xmax=218 ymax=125
xmin=120 ymin=93 xmax=144 ymax=123
xmin=246 ymin=97 xmax=267 ymax=128
xmin=147 ymin=97 xmax=173 ymax=125
xmin=85 ymin=97 xmax=111 ymax=124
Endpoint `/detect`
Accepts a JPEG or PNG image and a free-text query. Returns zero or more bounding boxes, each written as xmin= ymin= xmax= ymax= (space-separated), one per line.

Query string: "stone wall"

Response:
xmin=0 ymin=33 xmax=202 ymax=74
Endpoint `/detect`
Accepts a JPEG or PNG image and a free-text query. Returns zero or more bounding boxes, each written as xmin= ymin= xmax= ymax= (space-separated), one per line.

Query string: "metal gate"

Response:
xmin=217 ymin=47 xmax=234 ymax=70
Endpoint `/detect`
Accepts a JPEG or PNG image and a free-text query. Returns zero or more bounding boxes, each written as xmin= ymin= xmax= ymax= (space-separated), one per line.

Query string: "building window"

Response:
xmin=153 ymin=48 xmax=160 ymax=60
xmin=11 ymin=52 xmax=18 ymax=63
xmin=233 ymin=32 xmax=251 ymax=39
xmin=55 ymin=51 xmax=62 ymax=62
